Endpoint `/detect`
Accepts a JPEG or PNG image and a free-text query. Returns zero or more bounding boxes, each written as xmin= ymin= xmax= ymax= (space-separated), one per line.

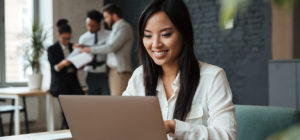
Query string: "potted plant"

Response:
xmin=24 ymin=20 xmax=47 ymax=89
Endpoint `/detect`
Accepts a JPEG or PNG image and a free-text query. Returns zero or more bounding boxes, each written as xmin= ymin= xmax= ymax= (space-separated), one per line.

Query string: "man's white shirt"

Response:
xmin=78 ymin=29 xmax=110 ymax=73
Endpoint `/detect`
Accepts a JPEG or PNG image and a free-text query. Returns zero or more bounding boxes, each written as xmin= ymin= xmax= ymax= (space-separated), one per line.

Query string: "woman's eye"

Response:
xmin=144 ymin=34 xmax=152 ymax=38
xmin=162 ymin=33 xmax=172 ymax=37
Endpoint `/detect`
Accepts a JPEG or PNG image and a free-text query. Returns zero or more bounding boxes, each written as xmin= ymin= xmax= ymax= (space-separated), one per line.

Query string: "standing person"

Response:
xmin=48 ymin=22 xmax=83 ymax=129
xmin=78 ymin=10 xmax=110 ymax=95
xmin=48 ymin=23 xmax=83 ymax=97
xmin=79 ymin=4 xmax=134 ymax=96
xmin=122 ymin=0 xmax=237 ymax=139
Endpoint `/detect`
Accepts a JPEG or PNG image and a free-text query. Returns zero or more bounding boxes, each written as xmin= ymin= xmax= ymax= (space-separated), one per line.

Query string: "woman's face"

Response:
xmin=143 ymin=11 xmax=183 ymax=67
xmin=58 ymin=33 xmax=71 ymax=46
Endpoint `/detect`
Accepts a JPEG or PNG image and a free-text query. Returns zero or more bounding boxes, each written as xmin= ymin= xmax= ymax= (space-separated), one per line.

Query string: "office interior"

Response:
xmin=0 ymin=0 xmax=300 ymax=139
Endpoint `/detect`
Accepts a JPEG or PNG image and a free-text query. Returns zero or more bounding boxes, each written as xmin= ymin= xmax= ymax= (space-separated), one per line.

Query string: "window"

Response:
xmin=3 ymin=0 xmax=34 ymax=84
xmin=0 ymin=0 xmax=50 ymax=86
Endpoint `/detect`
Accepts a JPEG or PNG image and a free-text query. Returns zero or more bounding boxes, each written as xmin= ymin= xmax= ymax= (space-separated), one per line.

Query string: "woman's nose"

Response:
xmin=152 ymin=36 xmax=162 ymax=48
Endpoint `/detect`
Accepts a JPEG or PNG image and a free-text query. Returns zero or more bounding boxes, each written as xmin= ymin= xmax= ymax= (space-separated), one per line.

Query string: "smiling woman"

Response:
xmin=122 ymin=0 xmax=237 ymax=139
xmin=142 ymin=11 xmax=183 ymax=68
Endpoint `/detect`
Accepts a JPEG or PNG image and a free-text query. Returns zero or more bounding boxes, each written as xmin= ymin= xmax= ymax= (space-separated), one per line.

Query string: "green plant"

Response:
xmin=219 ymin=0 xmax=299 ymax=30
xmin=273 ymin=0 xmax=296 ymax=9
xmin=24 ymin=20 xmax=47 ymax=74
xmin=266 ymin=124 xmax=300 ymax=140
xmin=219 ymin=0 xmax=250 ymax=30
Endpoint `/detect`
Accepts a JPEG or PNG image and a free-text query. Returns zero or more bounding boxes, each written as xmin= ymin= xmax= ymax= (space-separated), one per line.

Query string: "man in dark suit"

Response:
xmin=47 ymin=23 xmax=83 ymax=97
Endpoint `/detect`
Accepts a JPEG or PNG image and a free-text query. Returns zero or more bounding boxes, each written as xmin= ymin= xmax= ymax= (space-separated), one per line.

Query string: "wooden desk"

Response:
xmin=0 ymin=87 xmax=55 ymax=135
xmin=0 ymin=130 xmax=72 ymax=140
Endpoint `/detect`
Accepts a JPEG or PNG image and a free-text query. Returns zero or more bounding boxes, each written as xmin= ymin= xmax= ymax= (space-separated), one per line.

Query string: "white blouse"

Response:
xmin=122 ymin=62 xmax=237 ymax=140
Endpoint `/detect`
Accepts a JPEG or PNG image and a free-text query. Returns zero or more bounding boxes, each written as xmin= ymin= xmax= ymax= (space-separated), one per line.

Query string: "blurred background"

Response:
xmin=0 ymin=0 xmax=299 ymax=138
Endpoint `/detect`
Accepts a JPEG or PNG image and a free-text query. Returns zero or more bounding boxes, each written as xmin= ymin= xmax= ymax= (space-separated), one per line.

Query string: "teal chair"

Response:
xmin=235 ymin=105 xmax=300 ymax=140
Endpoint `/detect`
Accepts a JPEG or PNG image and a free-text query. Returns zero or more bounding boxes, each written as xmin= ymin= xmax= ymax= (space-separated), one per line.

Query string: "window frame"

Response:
xmin=0 ymin=0 xmax=5 ymax=86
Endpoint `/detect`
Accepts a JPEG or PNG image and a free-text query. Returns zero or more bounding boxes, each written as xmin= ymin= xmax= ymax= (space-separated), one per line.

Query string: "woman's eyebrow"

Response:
xmin=144 ymin=29 xmax=151 ymax=33
xmin=144 ymin=27 xmax=173 ymax=33
xmin=160 ymin=27 xmax=173 ymax=32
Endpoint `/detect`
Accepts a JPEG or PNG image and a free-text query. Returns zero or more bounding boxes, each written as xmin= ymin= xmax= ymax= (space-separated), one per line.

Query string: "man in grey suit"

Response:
xmin=79 ymin=4 xmax=133 ymax=96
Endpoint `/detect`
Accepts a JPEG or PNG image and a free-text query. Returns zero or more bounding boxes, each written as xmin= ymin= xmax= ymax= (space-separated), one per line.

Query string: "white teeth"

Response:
xmin=154 ymin=51 xmax=166 ymax=56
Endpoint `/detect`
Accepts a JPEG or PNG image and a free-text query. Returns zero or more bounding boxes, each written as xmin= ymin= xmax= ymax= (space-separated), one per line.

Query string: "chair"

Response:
xmin=235 ymin=105 xmax=300 ymax=140
xmin=0 ymin=97 xmax=30 ymax=136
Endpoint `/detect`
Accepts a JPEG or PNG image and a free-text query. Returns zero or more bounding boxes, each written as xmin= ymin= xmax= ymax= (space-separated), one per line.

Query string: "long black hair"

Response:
xmin=138 ymin=0 xmax=200 ymax=121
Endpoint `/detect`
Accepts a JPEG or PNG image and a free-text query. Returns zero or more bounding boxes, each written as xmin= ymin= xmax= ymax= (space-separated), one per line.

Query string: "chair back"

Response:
xmin=236 ymin=105 xmax=300 ymax=140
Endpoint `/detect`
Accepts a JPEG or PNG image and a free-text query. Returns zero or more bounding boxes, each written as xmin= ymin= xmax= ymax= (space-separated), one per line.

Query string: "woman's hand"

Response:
xmin=61 ymin=59 xmax=71 ymax=66
xmin=164 ymin=120 xmax=176 ymax=134
xmin=56 ymin=59 xmax=71 ymax=71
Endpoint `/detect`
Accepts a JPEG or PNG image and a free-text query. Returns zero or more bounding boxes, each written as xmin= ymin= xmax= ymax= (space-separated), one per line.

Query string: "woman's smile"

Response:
xmin=152 ymin=50 xmax=169 ymax=59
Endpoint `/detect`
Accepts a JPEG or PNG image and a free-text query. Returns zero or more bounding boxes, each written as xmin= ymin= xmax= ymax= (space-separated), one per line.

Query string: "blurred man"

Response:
xmin=79 ymin=4 xmax=134 ymax=96
xmin=78 ymin=10 xmax=110 ymax=95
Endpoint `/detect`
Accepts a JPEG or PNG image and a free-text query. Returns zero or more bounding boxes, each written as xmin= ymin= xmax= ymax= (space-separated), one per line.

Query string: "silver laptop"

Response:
xmin=59 ymin=95 xmax=167 ymax=140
